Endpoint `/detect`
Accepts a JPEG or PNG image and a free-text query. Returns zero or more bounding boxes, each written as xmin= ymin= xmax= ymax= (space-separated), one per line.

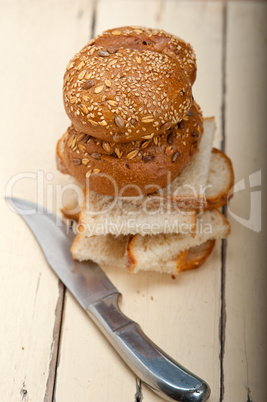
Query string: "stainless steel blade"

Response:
xmin=6 ymin=197 xmax=118 ymax=308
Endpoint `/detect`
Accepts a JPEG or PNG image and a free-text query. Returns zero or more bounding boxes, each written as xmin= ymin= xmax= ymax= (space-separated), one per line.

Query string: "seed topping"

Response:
xmin=107 ymin=46 xmax=118 ymax=54
xmin=72 ymin=158 xmax=81 ymax=166
xmin=114 ymin=115 xmax=125 ymax=128
xmin=126 ymin=149 xmax=139 ymax=160
xmin=104 ymin=79 xmax=111 ymax=87
xmin=83 ymin=80 xmax=95 ymax=90
xmin=98 ymin=50 xmax=110 ymax=57
xmin=94 ymin=85 xmax=104 ymax=94
xmin=143 ymin=155 xmax=155 ymax=162
xmin=91 ymin=152 xmax=101 ymax=160
xmin=172 ymin=151 xmax=181 ymax=163
xmin=102 ymin=141 xmax=111 ymax=153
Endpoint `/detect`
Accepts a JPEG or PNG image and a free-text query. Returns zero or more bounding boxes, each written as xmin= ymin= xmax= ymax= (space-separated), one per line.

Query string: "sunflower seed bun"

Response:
xmin=57 ymin=101 xmax=203 ymax=197
xmin=63 ymin=28 xmax=194 ymax=143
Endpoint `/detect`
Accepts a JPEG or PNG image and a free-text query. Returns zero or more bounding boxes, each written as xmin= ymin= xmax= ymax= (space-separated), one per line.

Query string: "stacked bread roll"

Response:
xmin=57 ymin=26 xmax=234 ymax=275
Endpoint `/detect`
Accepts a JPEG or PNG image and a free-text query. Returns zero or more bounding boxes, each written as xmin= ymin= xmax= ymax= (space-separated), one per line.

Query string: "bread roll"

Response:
xmin=63 ymin=28 xmax=194 ymax=142
xmin=58 ymin=101 xmax=203 ymax=196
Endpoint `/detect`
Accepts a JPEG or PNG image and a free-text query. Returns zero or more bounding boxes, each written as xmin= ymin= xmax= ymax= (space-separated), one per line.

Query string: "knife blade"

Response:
xmin=6 ymin=197 xmax=210 ymax=402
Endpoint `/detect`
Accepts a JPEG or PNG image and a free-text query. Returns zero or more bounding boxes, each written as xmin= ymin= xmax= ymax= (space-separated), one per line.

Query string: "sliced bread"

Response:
xmin=126 ymin=209 xmax=230 ymax=273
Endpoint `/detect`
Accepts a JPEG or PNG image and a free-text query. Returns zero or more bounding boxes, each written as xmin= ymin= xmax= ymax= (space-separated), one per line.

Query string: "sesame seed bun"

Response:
xmin=98 ymin=26 xmax=197 ymax=84
xmin=63 ymin=30 xmax=193 ymax=143
xmin=57 ymin=101 xmax=203 ymax=197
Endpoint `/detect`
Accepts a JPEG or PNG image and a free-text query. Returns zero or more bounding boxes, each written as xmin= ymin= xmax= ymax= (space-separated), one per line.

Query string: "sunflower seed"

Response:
xmin=86 ymin=170 xmax=92 ymax=178
xmin=93 ymin=168 xmax=100 ymax=174
xmin=91 ymin=152 xmax=101 ymax=160
xmin=72 ymin=158 xmax=81 ymax=166
xmin=136 ymin=56 xmax=142 ymax=64
xmin=160 ymin=122 xmax=171 ymax=131
xmin=107 ymin=46 xmax=118 ymax=54
xmin=82 ymin=158 xmax=89 ymax=165
xmin=115 ymin=115 xmax=125 ymax=128
xmin=142 ymin=155 xmax=155 ymax=162
xmin=83 ymin=80 xmax=95 ymax=90
xmin=112 ymin=30 xmax=121 ymax=35
xmin=172 ymin=151 xmax=181 ymax=162
xmin=177 ymin=120 xmax=184 ymax=129
xmin=98 ymin=50 xmax=110 ymax=57
xmin=167 ymin=133 xmax=174 ymax=144
xmin=165 ymin=146 xmax=174 ymax=156
xmin=101 ymin=154 xmax=114 ymax=162
xmin=130 ymin=118 xmax=137 ymax=126
xmin=191 ymin=130 xmax=199 ymax=137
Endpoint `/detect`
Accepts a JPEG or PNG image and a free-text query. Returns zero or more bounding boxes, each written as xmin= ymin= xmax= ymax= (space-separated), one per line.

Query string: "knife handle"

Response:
xmin=86 ymin=292 xmax=210 ymax=402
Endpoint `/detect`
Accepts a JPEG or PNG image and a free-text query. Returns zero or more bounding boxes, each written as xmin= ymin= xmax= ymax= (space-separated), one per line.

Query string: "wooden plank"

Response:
xmin=54 ymin=2 xmax=225 ymax=401
xmin=0 ymin=0 xmax=93 ymax=401
xmin=223 ymin=2 xmax=267 ymax=401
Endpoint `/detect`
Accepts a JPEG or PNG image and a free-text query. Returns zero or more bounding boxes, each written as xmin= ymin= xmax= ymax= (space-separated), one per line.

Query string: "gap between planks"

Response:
xmin=44 ymin=281 xmax=65 ymax=402
xmin=219 ymin=3 xmax=228 ymax=402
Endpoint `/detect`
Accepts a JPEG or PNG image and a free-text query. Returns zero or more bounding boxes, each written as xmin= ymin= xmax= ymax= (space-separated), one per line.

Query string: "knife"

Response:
xmin=6 ymin=197 xmax=210 ymax=402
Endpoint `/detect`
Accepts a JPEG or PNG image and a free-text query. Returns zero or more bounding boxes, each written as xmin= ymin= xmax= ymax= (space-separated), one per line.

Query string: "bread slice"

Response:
xmin=71 ymin=209 xmax=230 ymax=274
xmin=71 ymin=234 xmax=216 ymax=275
xmin=79 ymin=188 xmax=196 ymax=236
xmin=71 ymin=234 xmax=127 ymax=269
xmin=126 ymin=209 xmax=230 ymax=273
xmin=206 ymin=148 xmax=234 ymax=209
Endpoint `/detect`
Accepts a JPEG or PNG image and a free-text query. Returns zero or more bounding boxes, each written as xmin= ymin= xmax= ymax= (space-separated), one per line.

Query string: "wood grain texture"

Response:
xmin=0 ymin=0 xmax=93 ymax=401
xmin=54 ymin=2 xmax=225 ymax=401
xmin=223 ymin=2 xmax=267 ymax=401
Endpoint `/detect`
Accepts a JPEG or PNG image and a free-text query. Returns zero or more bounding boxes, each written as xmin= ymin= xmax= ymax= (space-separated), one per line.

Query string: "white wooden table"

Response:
xmin=1 ymin=1 xmax=266 ymax=401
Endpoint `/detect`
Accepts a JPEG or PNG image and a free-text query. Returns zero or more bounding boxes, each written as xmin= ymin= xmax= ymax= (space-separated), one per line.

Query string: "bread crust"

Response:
xmin=57 ymin=101 xmax=203 ymax=196
xmin=63 ymin=27 xmax=194 ymax=143
xmin=206 ymin=148 xmax=234 ymax=209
